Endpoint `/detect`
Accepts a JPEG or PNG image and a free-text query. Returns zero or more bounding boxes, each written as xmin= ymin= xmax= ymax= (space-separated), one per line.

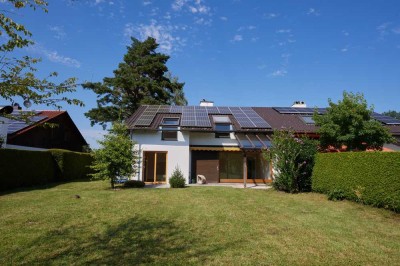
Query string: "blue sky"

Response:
xmin=1 ymin=0 xmax=400 ymax=148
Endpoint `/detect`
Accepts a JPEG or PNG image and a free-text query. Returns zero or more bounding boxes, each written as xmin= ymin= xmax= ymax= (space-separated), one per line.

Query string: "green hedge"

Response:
xmin=0 ymin=148 xmax=93 ymax=191
xmin=312 ymin=152 xmax=400 ymax=212
xmin=49 ymin=149 xmax=94 ymax=181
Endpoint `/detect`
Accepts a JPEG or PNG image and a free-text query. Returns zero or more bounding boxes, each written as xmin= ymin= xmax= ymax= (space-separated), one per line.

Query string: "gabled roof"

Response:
xmin=126 ymin=105 xmax=400 ymax=136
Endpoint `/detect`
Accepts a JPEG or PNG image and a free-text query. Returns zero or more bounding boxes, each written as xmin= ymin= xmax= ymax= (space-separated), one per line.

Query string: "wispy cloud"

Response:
xmin=342 ymin=30 xmax=349 ymax=36
xmin=231 ymin=34 xmax=243 ymax=42
xmin=340 ymin=46 xmax=349 ymax=52
xmin=264 ymin=13 xmax=279 ymax=19
xmin=307 ymin=8 xmax=320 ymax=16
xmin=124 ymin=20 xmax=186 ymax=54
xmin=377 ymin=22 xmax=392 ymax=39
xmin=392 ymin=27 xmax=400 ymax=34
xmin=276 ymin=29 xmax=291 ymax=34
xmin=27 ymin=44 xmax=81 ymax=68
xmin=238 ymin=25 xmax=256 ymax=31
xmin=220 ymin=16 xmax=228 ymax=21
xmin=48 ymin=26 xmax=66 ymax=40
xmin=143 ymin=1 xmax=151 ymax=6
xmin=172 ymin=0 xmax=210 ymax=15
xmin=270 ymin=69 xmax=287 ymax=77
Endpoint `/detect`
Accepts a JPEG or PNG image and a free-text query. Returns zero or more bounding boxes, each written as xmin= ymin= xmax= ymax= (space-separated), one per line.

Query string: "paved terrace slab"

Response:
xmin=145 ymin=183 xmax=272 ymax=189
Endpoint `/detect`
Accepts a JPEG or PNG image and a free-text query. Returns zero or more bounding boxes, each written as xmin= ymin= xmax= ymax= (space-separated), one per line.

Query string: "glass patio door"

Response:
xmin=144 ymin=151 xmax=167 ymax=183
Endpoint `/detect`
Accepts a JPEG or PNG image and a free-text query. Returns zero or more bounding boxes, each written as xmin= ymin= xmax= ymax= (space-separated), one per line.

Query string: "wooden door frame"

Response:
xmin=143 ymin=151 xmax=168 ymax=183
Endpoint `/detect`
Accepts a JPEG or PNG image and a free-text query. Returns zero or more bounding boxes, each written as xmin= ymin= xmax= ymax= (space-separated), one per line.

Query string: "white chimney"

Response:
xmin=200 ymin=99 xmax=214 ymax=106
xmin=292 ymin=101 xmax=307 ymax=108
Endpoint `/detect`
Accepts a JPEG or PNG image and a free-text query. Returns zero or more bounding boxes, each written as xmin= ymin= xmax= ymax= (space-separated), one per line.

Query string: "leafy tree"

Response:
xmin=382 ymin=110 xmax=400 ymax=120
xmin=83 ymin=37 xmax=186 ymax=128
xmin=91 ymin=122 xmax=137 ymax=189
xmin=0 ymin=0 xmax=83 ymax=108
xmin=313 ymin=91 xmax=395 ymax=151
xmin=265 ymin=130 xmax=318 ymax=193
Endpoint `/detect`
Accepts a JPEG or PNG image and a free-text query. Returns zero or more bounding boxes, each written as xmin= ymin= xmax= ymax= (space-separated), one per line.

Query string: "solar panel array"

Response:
xmin=7 ymin=115 xmax=47 ymax=134
xmin=273 ymin=107 xmax=326 ymax=114
xmin=372 ymin=113 xmax=400 ymax=125
xmin=273 ymin=107 xmax=400 ymax=125
xmin=133 ymin=105 xmax=271 ymax=128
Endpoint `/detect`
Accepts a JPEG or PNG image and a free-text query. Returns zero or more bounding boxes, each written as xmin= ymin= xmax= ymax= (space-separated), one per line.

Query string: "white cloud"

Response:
xmin=27 ymin=44 xmax=81 ymax=68
xmin=257 ymin=64 xmax=266 ymax=70
xmin=377 ymin=22 xmax=391 ymax=39
xmin=220 ymin=16 xmax=228 ymax=21
xmin=143 ymin=1 xmax=151 ymax=6
xmin=194 ymin=17 xmax=212 ymax=25
xmin=172 ymin=0 xmax=210 ymax=15
xmin=392 ymin=27 xmax=400 ymax=34
xmin=94 ymin=0 xmax=105 ymax=5
xmin=124 ymin=20 xmax=186 ymax=54
xmin=276 ymin=29 xmax=291 ymax=34
xmin=270 ymin=69 xmax=287 ymax=77
xmin=307 ymin=8 xmax=320 ymax=16
xmin=342 ymin=30 xmax=349 ymax=36
xmin=341 ymin=46 xmax=349 ymax=52
xmin=48 ymin=26 xmax=66 ymax=40
xmin=238 ymin=25 xmax=256 ymax=31
xmin=231 ymin=34 xmax=243 ymax=42
xmin=265 ymin=13 xmax=279 ymax=19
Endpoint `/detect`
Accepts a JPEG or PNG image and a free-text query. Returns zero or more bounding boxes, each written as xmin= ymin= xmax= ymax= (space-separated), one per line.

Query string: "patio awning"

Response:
xmin=235 ymin=133 xmax=272 ymax=150
xmin=190 ymin=146 xmax=241 ymax=152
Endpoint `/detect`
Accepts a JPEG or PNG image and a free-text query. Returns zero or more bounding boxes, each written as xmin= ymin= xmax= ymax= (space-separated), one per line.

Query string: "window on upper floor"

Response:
xmin=161 ymin=117 xmax=179 ymax=141
xmin=213 ymin=116 xmax=232 ymax=138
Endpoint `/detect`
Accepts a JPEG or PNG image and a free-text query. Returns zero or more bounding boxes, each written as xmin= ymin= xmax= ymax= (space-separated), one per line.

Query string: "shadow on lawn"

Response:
xmin=0 ymin=179 xmax=93 ymax=196
xmin=12 ymin=216 xmax=230 ymax=264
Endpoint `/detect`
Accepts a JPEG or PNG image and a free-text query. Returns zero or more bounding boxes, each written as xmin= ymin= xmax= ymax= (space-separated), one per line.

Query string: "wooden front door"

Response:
xmin=192 ymin=151 xmax=219 ymax=183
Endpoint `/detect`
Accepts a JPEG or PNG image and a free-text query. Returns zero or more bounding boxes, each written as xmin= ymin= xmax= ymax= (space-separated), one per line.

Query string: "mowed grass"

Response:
xmin=0 ymin=181 xmax=399 ymax=265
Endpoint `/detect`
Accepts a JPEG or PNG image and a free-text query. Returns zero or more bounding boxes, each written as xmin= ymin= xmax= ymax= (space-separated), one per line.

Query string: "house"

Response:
xmin=127 ymin=101 xmax=400 ymax=185
xmin=2 ymin=109 xmax=87 ymax=152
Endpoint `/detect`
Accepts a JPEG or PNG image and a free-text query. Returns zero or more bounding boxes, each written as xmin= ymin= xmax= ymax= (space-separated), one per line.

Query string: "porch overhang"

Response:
xmin=190 ymin=146 xmax=241 ymax=152
xmin=235 ymin=133 xmax=272 ymax=150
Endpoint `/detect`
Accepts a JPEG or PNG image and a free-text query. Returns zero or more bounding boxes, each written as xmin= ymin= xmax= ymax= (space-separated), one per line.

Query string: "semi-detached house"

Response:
xmin=126 ymin=100 xmax=400 ymax=185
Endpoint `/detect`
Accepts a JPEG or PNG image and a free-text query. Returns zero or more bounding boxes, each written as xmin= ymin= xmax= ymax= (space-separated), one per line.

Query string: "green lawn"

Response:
xmin=1 ymin=181 xmax=399 ymax=265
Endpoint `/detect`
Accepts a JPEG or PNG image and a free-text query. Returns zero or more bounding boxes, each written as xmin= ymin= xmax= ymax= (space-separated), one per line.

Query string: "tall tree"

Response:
xmin=313 ymin=91 xmax=395 ymax=151
xmin=84 ymin=37 xmax=186 ymax=128
xmin=382 ymin=110 xmax=400 ymax=120
xmin=0 ymin=0 xmax=83 ymax=108
xmin=90 ymin=122 xmax=137 ymax=189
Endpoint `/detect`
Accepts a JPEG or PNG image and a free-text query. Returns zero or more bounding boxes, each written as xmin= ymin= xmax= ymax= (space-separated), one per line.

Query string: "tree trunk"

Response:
xmin=111 ymin=177 xmax=115 ymax=189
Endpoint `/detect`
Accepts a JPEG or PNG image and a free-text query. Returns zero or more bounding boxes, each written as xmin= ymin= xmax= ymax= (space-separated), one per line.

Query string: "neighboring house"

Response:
xmin=4 ymin=110 xmax=87 ymax=152
xmin=127 ymin=101 xmax=400 ymax=185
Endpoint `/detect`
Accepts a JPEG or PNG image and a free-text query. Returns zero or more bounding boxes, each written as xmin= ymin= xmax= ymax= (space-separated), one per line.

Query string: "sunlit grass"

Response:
xmin=0 ymin=181 xmax=399 ymax=265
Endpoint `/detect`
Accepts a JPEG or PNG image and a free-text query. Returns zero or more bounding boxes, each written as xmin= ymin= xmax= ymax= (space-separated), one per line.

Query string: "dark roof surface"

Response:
xmin=126 ymin=105 xmax=400 ymax=135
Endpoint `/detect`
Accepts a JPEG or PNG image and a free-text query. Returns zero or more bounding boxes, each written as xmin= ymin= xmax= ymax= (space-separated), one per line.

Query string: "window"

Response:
xmin=161 ymin=117 xmax=179 ymax=141
xmin=213 ymin=116 xmax=232 ymax=138
xmin=301 ymin=116 xmax=315 ymax=125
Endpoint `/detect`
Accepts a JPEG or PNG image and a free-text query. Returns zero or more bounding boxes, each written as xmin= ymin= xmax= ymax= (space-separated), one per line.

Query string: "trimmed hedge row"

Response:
xmin=312 ymin=152 xmax=400 ymax=212
xmin=0 ymin=148 xmax=93 ymax=191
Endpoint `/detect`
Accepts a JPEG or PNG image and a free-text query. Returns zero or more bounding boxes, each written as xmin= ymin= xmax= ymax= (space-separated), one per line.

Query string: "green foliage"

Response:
xmin=91 ymin=122 xmax=137 ymax=188
xmin=312 ymin=152 xmax=400 ymax=212
xmin=382 ymin=110 xmax=400 ymax=120
xmin=327 ymin=189 xmax=346 ymax=201
xmin=313 ymin=91 xmax=395 ymax=151
xmin=265 ymin=130 xmax=318 ymax=193
xmin=0 ymin=0 xmax=83 ymax=109
xmin=123 ymin=180 xmax=145 ymax=188
xmin=83 ymin=37 xmax=186 ymax=128
xmin=0 ymin=148 xmax=55 ymax=190
xmin=169 ymin=167 xmax=186 ymax=188
xmin=49 ymin=149 xmax=93 ymax=181
xmin=0 ymin=148 xmax=93 ymax=191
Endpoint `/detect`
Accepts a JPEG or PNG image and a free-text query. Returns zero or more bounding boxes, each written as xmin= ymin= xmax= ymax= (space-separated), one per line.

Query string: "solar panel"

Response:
xmin=273 ymin=107 xmax=326 ymax=115
xmin=7 ymin=114 xmax=48 ymax=134
xmin=372 ymin=113 xmax=400 ymax=125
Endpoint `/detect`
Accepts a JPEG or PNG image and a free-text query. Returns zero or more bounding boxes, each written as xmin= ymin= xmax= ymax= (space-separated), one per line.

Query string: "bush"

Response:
xmin=49 ymin=149 xmax=93 ymax=181
xmin=327 ymin=189 xmax=346 ymax=201
xmin=169 ymin=167 xmax=186 ymax=188
xmin=123 ymin=180 xmax=145 ymax=188
xmin=312 ymin=152 xmax=400 ymax=212
xmin=0 ymin=149 xmax=55 ymax=190
xmin=265 ymin=130 xmax=318 ymax=193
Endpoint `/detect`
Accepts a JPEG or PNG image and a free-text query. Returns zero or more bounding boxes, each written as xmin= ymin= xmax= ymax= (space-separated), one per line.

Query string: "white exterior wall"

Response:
xmin=189 ymin=132 xmax=239 ymax=147
xmin=131 ymin=130 xmax=191 ymax=183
